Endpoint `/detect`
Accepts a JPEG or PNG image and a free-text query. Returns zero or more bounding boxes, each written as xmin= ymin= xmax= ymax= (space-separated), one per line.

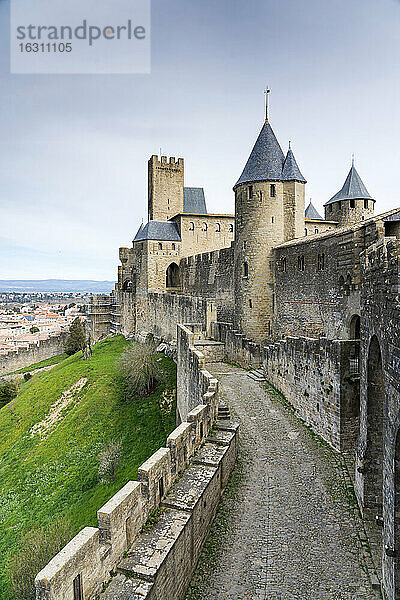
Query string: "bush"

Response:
xmin=8 ymin=518 xmax=72 ymax=600
xmin=98 ymin=440 xmax=122 ymax=482
xmin=0 ymin=379 xmax=18 ymax=408
xmin=118 ymin=341 xmax=162 ymax=398
xmin=23 ymin=372 xmax=32 ymax=382
xmin=29 ymin=326 xmax=39 ymax=334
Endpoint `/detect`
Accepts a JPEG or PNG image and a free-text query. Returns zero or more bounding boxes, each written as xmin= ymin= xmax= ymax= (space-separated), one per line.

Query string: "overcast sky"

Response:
xmin=0 ymin=0 xmax=399 ymax=280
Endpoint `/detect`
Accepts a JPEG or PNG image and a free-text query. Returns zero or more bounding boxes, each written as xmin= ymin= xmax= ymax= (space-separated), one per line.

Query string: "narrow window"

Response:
xmin=267 ymin=320 xmax=271 ymax=336
xmin=158 ymin=476 xmax=164 ymax=500
xmin=305 ymin=228 xmax=308 ymax=236
xmin=329 ymin=204 xmax=333 ymax=213
xmin=243 ymin=240 xmax=247 ymax=249
xmin=314 ymin=228 xmax=319 ymax=234
xmin=172 ymin=243 xmax=175 ymax=250
xmin=200 ymin=422 xmax=204 ymax=439
xmin=259 ymin=190 xmax=263 ymax=201
xmin=249 ymin=299 xmax=252 ymax=308
xmin=203 ymin=222 xmax=208 ymax=231
xmin=338 ymin=201 xmax=342 ymax=210
xmin=248 ymin=185 xmax=253 ymax=199
xmin=229 ymin=224 xmax=233 ymax=232
xmin=158 ymin=243 xmax=163 ymax=250
xmin=364 ymin=199 xmax=369 ymax=209
xmin=73 ymin=574 xmax=83 ymax=600
xmin=189 ymin=221 xmax=194 ymax=231
xmin=350 ymin=199 xmax=355 ymax=208
xmin=298 ymin=255 xmax=305 ymax=272
xmin=271 ymin=216 xmax=274 ymax=223
xmin=216 ymin=222 xmax=221 ymax=232
xmin=281 ymin=257 xmax=287 ymax=272
xmin=243 ymin=262 xmax=249 ymax=277
xmin=270 ymin=184 xmax=276 ymax=197
xmin=272 ymin=293 xmax=275 ymax=313
xmin=318 ymin=253 xmax=325 ymax=271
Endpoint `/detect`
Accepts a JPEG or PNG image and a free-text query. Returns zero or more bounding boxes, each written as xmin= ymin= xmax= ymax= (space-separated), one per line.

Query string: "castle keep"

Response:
xmin=90 ymin=107 xmax=400 ymax=600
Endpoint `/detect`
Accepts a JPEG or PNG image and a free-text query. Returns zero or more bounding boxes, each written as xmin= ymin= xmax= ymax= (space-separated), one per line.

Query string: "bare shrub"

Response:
xmin=8 ymin=518 xmax=72 ymax=600
xmin=98 ymin=440 xmax=122 ymax=482
xmin=119 ymin=341 xmax=162 ymax=398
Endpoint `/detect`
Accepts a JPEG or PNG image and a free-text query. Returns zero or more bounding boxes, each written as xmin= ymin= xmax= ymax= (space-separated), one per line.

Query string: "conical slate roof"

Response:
xmin=282 ymin=146 xmax=306 ymax=183
xmin=305 ymin=201 xmax=323 ymax=220
xmin=235 ymin=121 xmax=305 ymax=187
xmin=325 ymin=164 xmax=372 ymax=206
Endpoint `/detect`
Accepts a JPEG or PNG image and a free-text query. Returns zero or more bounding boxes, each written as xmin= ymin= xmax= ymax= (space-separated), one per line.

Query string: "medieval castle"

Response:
xmin=89 ymin=107 xmax=400 ymax=600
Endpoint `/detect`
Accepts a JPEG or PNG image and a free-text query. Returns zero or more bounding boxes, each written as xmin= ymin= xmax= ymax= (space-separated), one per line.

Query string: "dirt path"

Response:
xmin=185 ymin=363 xmax=379 ymax=600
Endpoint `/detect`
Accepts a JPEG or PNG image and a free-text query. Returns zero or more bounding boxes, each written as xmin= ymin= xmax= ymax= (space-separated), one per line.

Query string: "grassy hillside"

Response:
xmin=0 ymin=335 xmax=177 ymax=599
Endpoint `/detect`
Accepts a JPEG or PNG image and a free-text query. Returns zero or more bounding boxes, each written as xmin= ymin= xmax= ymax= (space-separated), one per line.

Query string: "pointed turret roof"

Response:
xmin=235 ymin=121 xmax=306 ymax=187
xmin=325 ymin=164 xmax=373 ymax=206
xmin=305 ymin=201 xmax=323 ymax=220
xmin=282 ymin=145 xmax=306 ymax=183
xmin=235 ymin=121 xmax=286 ymax=187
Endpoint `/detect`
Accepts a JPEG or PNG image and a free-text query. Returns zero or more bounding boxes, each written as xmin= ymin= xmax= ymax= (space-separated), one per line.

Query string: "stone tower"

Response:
xmin=148 ymin=155 xmax=184 ymax=221
xmin=233 ymin=115 xmax=306 ymax=342
xmin=324 ymin=162 xmax=374 ymax=225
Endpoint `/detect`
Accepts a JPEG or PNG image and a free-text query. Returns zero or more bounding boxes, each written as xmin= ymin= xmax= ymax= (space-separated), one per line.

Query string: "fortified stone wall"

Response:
xmin=35 ymin=333 xmax=239 ymax=600
xmin=273 ymin=219 xmax=381 ymax=340
xmin=135 ymin=293 xmax=217 ymax=341
xmin=180 ymin=246 xmax=235 ymax=322
xmin=0 ymin=333 xmax=67 ymax=375
xmin=263 ymin=336 xmax=359 ymax=452
xmin=353 ymin=237 xmax=400 ymax=600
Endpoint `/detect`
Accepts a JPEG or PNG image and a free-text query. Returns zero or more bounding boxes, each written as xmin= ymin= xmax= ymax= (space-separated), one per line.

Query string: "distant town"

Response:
xmin=0 ymin=292 xmax=90 ymax=356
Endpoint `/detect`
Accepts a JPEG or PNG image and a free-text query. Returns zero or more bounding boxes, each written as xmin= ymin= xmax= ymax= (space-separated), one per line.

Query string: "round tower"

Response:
xmin=324 ymin=161 xmax=374 ymax=226
xmin=233 ymin=112 xmax=306 ymax=342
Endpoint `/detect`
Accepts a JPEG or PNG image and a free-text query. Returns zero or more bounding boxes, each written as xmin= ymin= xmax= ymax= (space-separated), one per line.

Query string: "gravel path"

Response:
xmin=185 ymin=363 xmax=379 ymax=600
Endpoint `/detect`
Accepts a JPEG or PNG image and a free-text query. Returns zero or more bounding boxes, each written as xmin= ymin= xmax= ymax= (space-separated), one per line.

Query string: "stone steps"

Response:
xmin=218 ymin=405 xmax=231 ymax=420
xmin=247 ymin=368 xmax=266 ymax=382
xmin=100 ymin=573 xmax=153 ymax=599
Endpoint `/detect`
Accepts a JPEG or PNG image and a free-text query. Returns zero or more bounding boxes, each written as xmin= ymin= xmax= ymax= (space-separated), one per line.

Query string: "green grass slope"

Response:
xmin=0 ymin=335 xmax=177 ymax=599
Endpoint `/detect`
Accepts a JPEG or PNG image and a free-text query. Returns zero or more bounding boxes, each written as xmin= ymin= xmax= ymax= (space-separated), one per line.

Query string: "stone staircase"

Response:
xmin=218 ymin=404 xmax=231 ymax=420
xmin=246 ymin=368 xmax=266 ymax=382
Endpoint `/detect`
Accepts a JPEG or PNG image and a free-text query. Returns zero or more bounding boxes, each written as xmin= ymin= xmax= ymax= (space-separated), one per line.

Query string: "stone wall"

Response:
xmin=35 ymin=335 xmax=239 ymax=600
xmin=263 ymin=336 xmax=359 ymax=452
xmin=135 ymin=293 xmax=217 ymax=342
xmin=180 ymin=246 xmax=235 ymax=323
xmin=353 ymin=237 xmax=400 ymax=600
xmin=0 ymin=333 xmax=67 ymax=376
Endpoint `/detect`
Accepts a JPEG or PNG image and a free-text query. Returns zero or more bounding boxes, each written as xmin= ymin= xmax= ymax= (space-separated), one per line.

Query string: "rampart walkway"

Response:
xmin=185 ymin=363 xmax=379 ymax=600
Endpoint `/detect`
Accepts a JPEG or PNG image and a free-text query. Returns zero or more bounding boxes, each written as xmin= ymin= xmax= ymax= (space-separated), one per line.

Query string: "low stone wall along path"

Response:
xmin=185 ymin=363 xmax=380 ymax=600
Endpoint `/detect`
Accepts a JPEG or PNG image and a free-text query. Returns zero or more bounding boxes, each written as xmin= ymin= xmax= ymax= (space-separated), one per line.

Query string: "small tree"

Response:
xmin=98 ymin=440 xmax=122 ymax=482
xmin=29 ymin=326 xmax=39 ymax=334
xmin=119 ymin=341 xmax=162 ymax=398
xmin=0 ymin=379 xmax=18 ymax=408
xmin=64 ymin=318 xmax=87 ymax=356
xmin=8 ymin=518 xmax=72 ymax=600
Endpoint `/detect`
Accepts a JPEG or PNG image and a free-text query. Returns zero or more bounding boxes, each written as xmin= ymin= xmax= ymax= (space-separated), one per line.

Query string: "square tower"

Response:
xmin=148 ymin=155 xmax=184 ymax=221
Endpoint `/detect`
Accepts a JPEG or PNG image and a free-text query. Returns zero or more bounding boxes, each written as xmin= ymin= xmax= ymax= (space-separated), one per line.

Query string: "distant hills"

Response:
xmin=0 ymin=280 xmax=115 ymax=293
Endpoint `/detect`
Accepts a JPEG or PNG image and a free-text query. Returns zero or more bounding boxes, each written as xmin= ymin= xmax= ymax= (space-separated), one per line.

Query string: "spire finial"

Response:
xmin=351 ymin=153 xmax=355 ymax=166
xmin=288 ymin=140 xmax=291 ymax=150
xmin=264 ymin=86 xmax=270 ymax=123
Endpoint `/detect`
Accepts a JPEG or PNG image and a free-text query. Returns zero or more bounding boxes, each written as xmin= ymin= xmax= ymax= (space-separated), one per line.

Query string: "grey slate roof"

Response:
xmin=325 ymin=164 xmax=373 ymax=206
xmin=235 ymin=121 xmax=306 ymax=186
xmin=183 ymin=187 xmax=207 ymax=214
xmin=133 ymin=221 xmax=181 ymax=242
xmin=305 ymin=201 xmax=323 ymax=220
xmin=282 ymin=147 xmax=306 ymax=183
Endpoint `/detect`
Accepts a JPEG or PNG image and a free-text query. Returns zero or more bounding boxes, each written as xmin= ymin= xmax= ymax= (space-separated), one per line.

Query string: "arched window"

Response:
xmin=158 ymin=243 xmax=163 ymax=250
xmin=189 ymin=222 xmax=194 ymax=231
xmin=317 ymin=253 xmax=325 ymax=271
xmin=228 ymin=224 xmax=233 ymax=232
xmin=172 ymin=243 xmax=176 ymax=250
xmin=216 ymin=223 xmax=221 ymax=232
xmin=350 ymin=314 xmax=360 ymax=340
xmin=202 ymin=222 xmax=208 ymax=232
xmin=166 ymin=262 xmax=181 ymax=288
xmin=243 ymin=262 xmax=249 ymax=277
xmin=122 ymin=279 xmax=133 ymax=292
xmin=281 ymin=257 xmax=287 ymax=273
xmin=297 ymin=255 xmax=305 ymax=272
xmin=314 ymin=228 xmax=319 ymax=234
